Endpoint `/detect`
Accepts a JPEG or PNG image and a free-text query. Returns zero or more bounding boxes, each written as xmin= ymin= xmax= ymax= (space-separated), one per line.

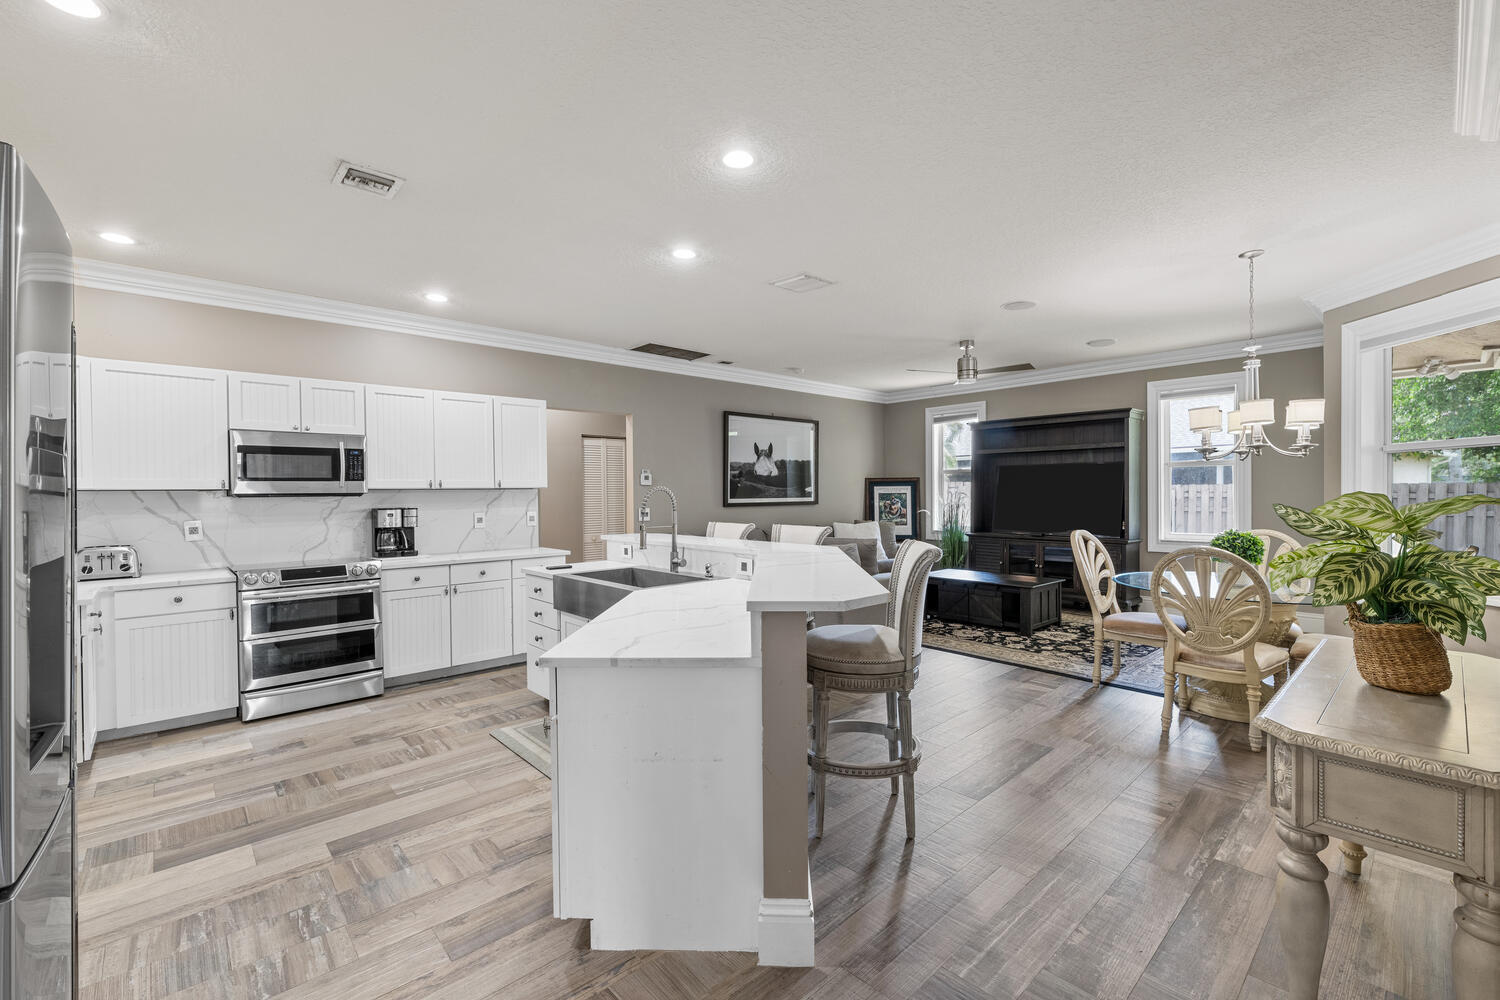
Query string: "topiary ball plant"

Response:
xmin=1210 ymin=529 xmax=1265 ymax=566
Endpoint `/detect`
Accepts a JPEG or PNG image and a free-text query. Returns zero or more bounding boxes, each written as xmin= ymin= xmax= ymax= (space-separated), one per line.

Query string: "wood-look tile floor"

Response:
xmin=76 ymin=650 xmax=1456 ymax=1000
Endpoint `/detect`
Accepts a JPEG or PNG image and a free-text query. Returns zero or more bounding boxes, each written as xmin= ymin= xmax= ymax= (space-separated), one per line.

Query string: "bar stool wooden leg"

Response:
xmin=898 ymin=691 xmax=916 ymax=840
xmin=885 ymin=691 xmax=899 ymax=796
xmin=812 ymin=684 xmax=830 ymax=839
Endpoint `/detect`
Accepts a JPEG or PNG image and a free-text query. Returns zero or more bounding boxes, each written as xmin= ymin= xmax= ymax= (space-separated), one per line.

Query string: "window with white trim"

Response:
xmin=1146 ymin=373 xmax=1251 ymax=551
xmin=925 ymin=401 xmax=986 ymax=539
xmin=1386 ymin=340 xmax=1500 ymax=560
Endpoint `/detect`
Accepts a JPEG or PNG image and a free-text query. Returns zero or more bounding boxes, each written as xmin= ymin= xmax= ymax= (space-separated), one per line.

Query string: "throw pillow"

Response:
xmin=833 ymin=521 xmax=887 ymax=562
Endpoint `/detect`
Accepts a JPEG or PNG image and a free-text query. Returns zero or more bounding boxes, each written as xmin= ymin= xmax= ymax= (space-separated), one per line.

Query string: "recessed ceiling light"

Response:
xmin=423 ymin=291 xmax=449 ymax=304
xmin=670 ymin=247 xmax=698 ymax=261
xmin=1001 ymin=300 xmax=1037 ymax=311
xmin=97 ymin=231 xmax=136 ymax=245
xmin=1087 ymin=338 xmax=1116 ymax=348
xmin=43 ymin=0 xmax=103 ymax=18
xmin=721 ymin=149 xmax=755 ymax=169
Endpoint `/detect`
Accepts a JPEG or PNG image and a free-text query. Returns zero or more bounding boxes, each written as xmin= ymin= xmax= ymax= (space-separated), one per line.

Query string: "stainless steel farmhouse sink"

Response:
xmin=552 ymin=566 xmax=707 ymax=620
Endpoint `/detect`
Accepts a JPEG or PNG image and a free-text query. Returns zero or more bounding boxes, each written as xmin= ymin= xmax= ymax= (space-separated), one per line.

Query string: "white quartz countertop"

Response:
xmin=540 ymin=578 xmax=754 ymax=670
xmin=522 ymin=559 xmax=630 ymax=578
xmin=600 ymin=534 xmax=888 ymax=612
xmin=77 ymin=568 xmax=236 ymax=602
xmin=379 ymin=546 xmax=569 ymax=570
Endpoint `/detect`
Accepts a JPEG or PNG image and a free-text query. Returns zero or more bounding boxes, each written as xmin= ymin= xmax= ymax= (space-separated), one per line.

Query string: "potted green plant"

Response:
xmin=1210 ymin=529 xmax=1265 ymax=566
xmin=1268 ymin=491 xmax=1500 ymax=694
xmin=938 ymin=491 xmax=968 ymax=569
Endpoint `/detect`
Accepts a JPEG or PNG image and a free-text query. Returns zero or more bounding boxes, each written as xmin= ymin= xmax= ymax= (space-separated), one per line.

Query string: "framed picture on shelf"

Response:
xmin=724 ymin=411 xmax=819 ymax=506
xmin=865 ymin=477 xmax=922 ymax=540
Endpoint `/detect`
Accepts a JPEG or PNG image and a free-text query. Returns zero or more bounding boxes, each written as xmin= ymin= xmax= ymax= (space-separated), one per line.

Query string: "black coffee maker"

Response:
xmin=373 ymin=507 xmax=418 ymax=557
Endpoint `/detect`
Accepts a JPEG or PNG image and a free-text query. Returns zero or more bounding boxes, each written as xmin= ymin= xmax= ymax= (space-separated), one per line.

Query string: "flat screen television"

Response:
xmin=990 ymin=462 xmax=1125 ymax=536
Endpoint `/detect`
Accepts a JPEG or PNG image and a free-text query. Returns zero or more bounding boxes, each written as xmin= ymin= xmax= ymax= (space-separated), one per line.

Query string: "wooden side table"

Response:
xmin=1255 ymin=637 xmax=1499 ymax=1000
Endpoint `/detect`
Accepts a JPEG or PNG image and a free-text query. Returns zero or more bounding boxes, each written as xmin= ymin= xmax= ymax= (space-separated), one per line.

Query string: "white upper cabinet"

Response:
xmin=230 ymin=373 xmax=366 ymax=434
xmin=433 ymin=391 xmax=495 ymax=489
xmin=495 ymin=396 xmax=548 ymax=488
xmin=300 ymin=379 xmax=365 ymax=435
xmin=228 ymin=372 xmax=301 ymax=431
xmin=79 ymin=359 xmax=229 ymax=490
xmin=365 ymin=384 xmax=436 ymax=489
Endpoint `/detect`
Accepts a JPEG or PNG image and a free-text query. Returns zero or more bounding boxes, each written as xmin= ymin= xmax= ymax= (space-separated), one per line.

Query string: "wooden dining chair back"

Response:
xmin=1151 ymin=546 xmax=1289 ymax=750
xmin=1070 ymin=529 xmax=1174 ymax=686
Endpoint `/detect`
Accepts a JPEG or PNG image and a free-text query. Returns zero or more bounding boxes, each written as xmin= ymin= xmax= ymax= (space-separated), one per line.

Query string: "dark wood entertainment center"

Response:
xmin=966 ymin=408 xmax=1144 ymax=611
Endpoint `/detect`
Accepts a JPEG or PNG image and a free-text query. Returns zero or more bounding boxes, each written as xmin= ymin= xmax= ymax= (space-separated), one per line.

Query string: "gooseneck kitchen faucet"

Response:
xmin=637 ymin=485 xmax=688 ymax=572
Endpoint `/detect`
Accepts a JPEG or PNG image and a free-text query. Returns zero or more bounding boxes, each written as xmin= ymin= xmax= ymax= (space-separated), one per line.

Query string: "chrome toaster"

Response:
xmin=77 ymin=544 xmax=140 ymax=580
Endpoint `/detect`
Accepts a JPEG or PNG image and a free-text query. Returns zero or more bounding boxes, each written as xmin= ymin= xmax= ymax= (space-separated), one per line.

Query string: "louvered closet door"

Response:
xmin=582 ymin=437 xmax=627 ymax=561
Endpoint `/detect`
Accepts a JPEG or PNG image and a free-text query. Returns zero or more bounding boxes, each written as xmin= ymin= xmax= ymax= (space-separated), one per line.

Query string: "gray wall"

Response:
xmin=73 ymin=287 xmax=888 ymax=541
xmin=880 ymin=348 xmax=1327 ymax=568
xmin=540 ymin=408 xmax=630 ymax=560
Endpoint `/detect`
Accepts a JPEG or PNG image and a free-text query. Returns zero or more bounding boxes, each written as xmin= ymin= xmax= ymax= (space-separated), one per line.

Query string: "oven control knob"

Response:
xmin=350 ymin=564 xmax=364 ymax=577
xmin=241 ymin=573 xmax=258 ymax=586
xmin=365 ymin=563 xmax=380 ymax=577
xmin=260 ymin=571 xmax=278 ymax=585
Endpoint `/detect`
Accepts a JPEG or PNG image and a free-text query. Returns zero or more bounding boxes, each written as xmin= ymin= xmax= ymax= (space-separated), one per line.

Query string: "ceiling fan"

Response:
xmin=906 ymin=339 xmax=1033 ymax=385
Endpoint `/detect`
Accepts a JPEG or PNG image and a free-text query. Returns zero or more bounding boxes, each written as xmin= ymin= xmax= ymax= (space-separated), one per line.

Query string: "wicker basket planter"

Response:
xmin=1345 ymin=603 xmax=1452 ymax=695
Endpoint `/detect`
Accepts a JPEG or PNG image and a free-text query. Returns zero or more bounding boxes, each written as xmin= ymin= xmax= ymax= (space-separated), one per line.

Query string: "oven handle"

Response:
xmin=239 ymin=580 xmax=382 ymax=604
xmin=239 ymin=613 xmax=381 ymax=644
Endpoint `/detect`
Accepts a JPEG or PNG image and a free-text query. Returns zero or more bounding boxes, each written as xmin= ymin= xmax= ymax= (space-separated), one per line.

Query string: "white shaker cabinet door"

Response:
xmin=433 ymin=391 xmax=495 ymax=490
xmin=494 ymin=396 xmax=548 ymax=488
xmin=229 ymin=372 xmax=302 ymax=431
xmin=381 ymin=585 xmax=452 ymax=679
xmin=80 ymin=359 xmax=229 ymax=490
xmin=112 ymin=608 xmax=238 ymax=729
xmin=300 ymin=379 xmax=366 ymax=435
xmin=449 ymin=579 xmax=512 ymax=665
xmin=365 ymin=385 xmax=436 ymax=489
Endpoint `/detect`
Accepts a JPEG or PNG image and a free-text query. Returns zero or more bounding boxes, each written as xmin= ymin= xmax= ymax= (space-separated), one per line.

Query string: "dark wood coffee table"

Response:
xmin=926 ymin=569 xmax=1064 ymax=636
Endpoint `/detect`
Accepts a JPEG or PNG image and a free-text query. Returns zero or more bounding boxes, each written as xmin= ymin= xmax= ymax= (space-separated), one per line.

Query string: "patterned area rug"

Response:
xmin=490 ymin=718 xmax=551 ymax=778
xmin=923 ymin=610 xmax=1167 ymax=695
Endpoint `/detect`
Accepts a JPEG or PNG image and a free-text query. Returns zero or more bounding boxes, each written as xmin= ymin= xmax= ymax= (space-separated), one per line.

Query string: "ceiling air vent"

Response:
xmin=770 ymin=273 xmax=835 ymax=293
xmin=331 ymin=160 xmax=405 ymax=199
xmin=631 ymin=343 xmax=711 ymax=362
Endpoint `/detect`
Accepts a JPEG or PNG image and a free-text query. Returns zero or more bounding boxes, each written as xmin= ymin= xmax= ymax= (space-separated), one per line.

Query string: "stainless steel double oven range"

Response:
xmin=236 ymin=561 xmax=385 ymax=720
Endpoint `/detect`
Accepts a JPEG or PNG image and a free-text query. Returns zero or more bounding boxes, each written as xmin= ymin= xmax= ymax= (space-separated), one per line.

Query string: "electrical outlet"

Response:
xmin=639 ymin=469 xmax=652 ymax=487
xmin=473 ymin=512 xmax=486 ymax=529
xmin=526 ymin=510 xmax=538 ymax=526
xmin=183 ymin=520 xmax=204 ymax=542
xmin=738 ymin=558 xmax=753 ymax=577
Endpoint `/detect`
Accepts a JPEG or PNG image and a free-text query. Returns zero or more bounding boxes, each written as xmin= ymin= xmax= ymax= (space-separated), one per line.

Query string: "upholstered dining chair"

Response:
xmin=705 ymin=521 xmax=756 ymax=540
xmin=1151 ymin=546 xmax=1291 ymax=751
xmin=805 ymin=539 xmax=941 ymax=841
xmin=1250 ymin=528 xmax=1320 ymax=669
xmin=1070 ymin=529 xmax=1181 ymax=686
xmin=771 ymin=524 xmax=833 ymax=545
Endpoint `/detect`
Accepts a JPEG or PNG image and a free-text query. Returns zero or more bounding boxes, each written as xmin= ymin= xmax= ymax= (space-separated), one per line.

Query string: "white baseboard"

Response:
xmin=757 ymin=896 xmax=815 ymax=966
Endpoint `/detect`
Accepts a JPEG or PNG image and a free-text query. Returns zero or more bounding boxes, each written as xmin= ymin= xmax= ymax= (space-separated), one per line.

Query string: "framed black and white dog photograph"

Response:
xmin=723 ymin=411 xmax=819 ymax=506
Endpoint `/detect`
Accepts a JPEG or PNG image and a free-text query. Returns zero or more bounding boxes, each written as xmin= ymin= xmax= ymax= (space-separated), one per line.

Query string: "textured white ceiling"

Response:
xmin=1 ymin=0 xmax=1493 ymax=390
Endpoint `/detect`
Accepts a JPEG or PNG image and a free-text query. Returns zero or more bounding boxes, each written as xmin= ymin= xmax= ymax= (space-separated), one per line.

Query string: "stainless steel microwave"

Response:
xmin=228 ymin=429 xmax=367 ymax=496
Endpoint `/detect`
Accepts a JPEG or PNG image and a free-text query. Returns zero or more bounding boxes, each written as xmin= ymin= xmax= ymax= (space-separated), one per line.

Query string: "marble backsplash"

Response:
xmin=78 ymin=489 xmax=539 ymax=574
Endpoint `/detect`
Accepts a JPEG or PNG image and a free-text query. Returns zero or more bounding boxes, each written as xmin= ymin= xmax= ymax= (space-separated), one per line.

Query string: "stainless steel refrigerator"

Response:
xmin=0 ymin=143 xmax=76 ymax=1000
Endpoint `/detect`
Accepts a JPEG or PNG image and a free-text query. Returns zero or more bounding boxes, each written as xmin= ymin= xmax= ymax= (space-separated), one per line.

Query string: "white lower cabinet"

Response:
xmin=382 ymin=585 xmax=453 ymax=680
xmin=450 ymin=580 xmax=512 ymax=665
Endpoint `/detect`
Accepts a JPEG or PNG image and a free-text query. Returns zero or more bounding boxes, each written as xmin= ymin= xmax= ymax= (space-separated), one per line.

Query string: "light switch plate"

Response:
xmin=525 ymin=510 xmax=538 ymax=526
xmin=473 ymin=512 xmax=486 ymax=529
xmin=639 ymin=469 xmax=652 ymax=486
xmin=183 ymin=520 xmax=204 ymax=542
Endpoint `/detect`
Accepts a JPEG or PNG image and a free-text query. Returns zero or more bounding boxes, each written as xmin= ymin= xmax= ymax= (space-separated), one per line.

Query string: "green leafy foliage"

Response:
xmin=1391 ymin=369 xmax=1500 ymax=481
xmin=1209 ymin=530 xmax=1265 ymax=565
xmin=1270 ymin=490 xmax=1500 ymax=644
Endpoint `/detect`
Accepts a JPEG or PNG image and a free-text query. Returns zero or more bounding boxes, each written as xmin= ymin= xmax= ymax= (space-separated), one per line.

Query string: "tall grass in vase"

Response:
xmin=938 ymin=492 xmax=969 ymax=569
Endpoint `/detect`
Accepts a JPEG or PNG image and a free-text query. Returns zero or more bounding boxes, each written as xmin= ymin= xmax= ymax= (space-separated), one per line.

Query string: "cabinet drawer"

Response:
xmin=452 ymin=560 xmax=508 ymax=585
xmin=114 ymin=582 xmax=236 ymax=620
xmin=526 ymin=623 xmax=560 ymax=653
xmin=383 ymin=566 xmax=451 ymax=593
xmin=522 ymin=573 xmax=553 ymax=605
xmin=525 ymin=598 xmax=559 ymax=630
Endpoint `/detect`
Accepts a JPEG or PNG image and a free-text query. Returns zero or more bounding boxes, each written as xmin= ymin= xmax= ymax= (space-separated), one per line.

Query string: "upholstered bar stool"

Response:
xmin=771 ymin=524 xmax=833 ymax=544
xmin=705 ymin=521 xmax=756 ymax=539
xmin=805 ymin=539 xmax=941 ymax=841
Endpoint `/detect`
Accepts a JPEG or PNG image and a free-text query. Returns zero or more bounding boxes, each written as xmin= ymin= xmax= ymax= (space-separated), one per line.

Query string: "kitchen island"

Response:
xmin=538 ymin=535 xmax=888 ymax=965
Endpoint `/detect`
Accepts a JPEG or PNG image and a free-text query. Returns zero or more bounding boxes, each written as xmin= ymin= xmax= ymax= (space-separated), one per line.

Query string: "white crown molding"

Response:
xmin=1301 ymin=223 xmax=1500 ymax=316
xmin=74 ymin=258 xmax=1323 ymax=407
xmin=72 ymin=259 xmax=888 ymax=404
xmin=879 ymin=328 xmax=1323 ymax=404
